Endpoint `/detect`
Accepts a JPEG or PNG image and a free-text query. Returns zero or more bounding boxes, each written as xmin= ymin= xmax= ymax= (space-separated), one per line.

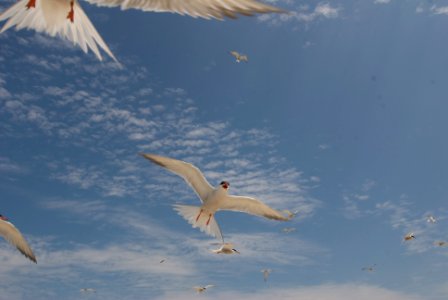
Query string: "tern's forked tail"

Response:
xmin=173 ymin=204 xmax=223 ymax=242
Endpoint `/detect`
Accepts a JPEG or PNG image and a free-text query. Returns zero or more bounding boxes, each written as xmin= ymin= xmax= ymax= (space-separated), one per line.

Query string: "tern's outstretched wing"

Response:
xmin=0 ymin=219 xmax=36 ymax=263
xmin=141 ymin=153 xmax=213 ymax=202
xmin=219 ymin=195 xmax=289 ymax=221
xmin=86 ymin=0 xmax=285 ymax=20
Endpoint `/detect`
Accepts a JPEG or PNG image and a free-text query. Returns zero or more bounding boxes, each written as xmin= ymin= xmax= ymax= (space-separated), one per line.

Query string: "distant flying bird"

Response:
xmin=211 ymin=242 xmax=240 ymax=254
xmin=0 ymin=214 xmax=37 ymax=263
xmin=229 ymin=51 xmax=248 ymax=63
xmin=362 ymin=264 xmax=376 ymax=272
xmin=80 ymin=288 xmax=96 ymax=293
xmin=283 ymin=209 xmax=299 ymax=219
xmin=193 ymin=285 xmax=214 ymax=293
xmin=427 ymin=215 xmax=437 ymax=223
xmin=281 ymin=227 xmax=296 ymax=233
xmin=0 ymin=0 xmax=284 ymax=62
xmin=435 ymin=241 xmax=446 ymax=247
xmin=404 ymin=232 xmax=416 ymax=241
xmin=141 ymin=153 xmax=291 ymax=242
xmin=159 ymin=259 xmax=166 ymax=263
xmin=261 ymin=269 xmax=271 ymax=282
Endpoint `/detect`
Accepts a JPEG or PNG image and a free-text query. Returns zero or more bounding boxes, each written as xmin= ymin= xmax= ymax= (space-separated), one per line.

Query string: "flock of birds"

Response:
xmin=0 ymin=0 xmax=288 ymax=293
xmin=1 ymin=0 xmax=446 ymax=296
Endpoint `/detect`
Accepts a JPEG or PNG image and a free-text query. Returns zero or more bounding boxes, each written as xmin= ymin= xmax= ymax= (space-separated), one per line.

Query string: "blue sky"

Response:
xmin=1 ymin=0 xmax=448 ymax=299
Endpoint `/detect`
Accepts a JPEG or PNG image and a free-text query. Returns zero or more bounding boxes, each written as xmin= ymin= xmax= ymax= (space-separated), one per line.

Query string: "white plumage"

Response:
xmin=0 ymin=0 xmax=284 ymax=61
xmin=0 ymin=215 xmax=37 ymax=263
xmin=141 ymin=153 xmax=290 ymax=242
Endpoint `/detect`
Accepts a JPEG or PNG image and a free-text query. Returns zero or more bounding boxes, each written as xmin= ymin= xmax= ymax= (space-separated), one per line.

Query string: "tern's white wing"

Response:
xmin=229 ymin=51 xmax=240 ymax=58
xmin=141 ymin=153 xmax=214 ymax=202
xmin=0 ymin=0 xmax=117 ymax=62
xmin=0 ymin=219 xmax=36 ymax=263
xmin=85 ymin=0 xmax=285 ymax=20
xmin=219 ymin=195 xmax=289 ymax=221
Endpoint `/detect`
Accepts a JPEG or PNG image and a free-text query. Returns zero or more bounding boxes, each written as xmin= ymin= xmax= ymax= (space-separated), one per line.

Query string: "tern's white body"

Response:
xmin=427 ymin=215 xmax=437 ymax=223
xmin=229 ymin=51 xmax=248 ymax=63
xmin=261 ymin=269 xmax=271 ymax=282
xmin=404 ymin=232 xmax=415 ymax=241
xmin=194 ymin=285 xmax=214 ymax=293
xmin=211 ymin=243 xmax=240 ymax=254
xmin=141 ymin=153 xmax=290 ymax=242
xmin=0 ymin=217 xmax=36 ymax=263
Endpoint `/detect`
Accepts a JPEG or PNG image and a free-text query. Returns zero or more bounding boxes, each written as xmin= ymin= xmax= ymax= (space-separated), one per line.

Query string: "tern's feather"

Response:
xmin=0 ymin=219 xmax=36 ymax=263
xmin=141 ymin=153 xmax=213 ymax=202
xmin=219 ymin=195 xmax=289 ymax=221
xmin=86 ymin=0 xmax=286 ymax=20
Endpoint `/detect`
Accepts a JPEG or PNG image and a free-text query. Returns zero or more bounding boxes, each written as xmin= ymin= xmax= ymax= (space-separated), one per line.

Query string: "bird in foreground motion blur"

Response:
xmin=211 ymin=242 xmax=240 ymax=254
xmin=229 ymin=51 xmax=249 ymax=63
xmin=0 ymin=0 xmax=285 ymax=62
xmin=141 ymin=153 xmax=291 ymax=242
xmin=194 ymin=285 xmax=214 ymax=293
xmin=0 ymin=214 xmax=37 ymax=263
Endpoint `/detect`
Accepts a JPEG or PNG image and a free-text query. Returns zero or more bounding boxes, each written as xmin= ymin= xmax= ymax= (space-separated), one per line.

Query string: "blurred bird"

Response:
xmin=281 ymin=227 xmax=296 ymax=233
xmin=80 ymin=288 xmax=96 ymax=293
xmin=0 ymin=0 xmax=285 ymax=62
xmin=0 ymin=214 xmax=37 ymax=263
xmin=362 ymin=264 xmax=376 ymax=272
xmin=159 ymin=259 xmax=166 ymax=263
xmin=404 ymin=232 xmax=416 ymax=241
xmin=261 ymin=269 xmax=271 ymax=282
xmin=283 ymin=209 xmax=299 ymax=219
xmin=194 ymin=285 xmax=214 ymax=293
xmin=229 ymin=51 xmax=248 ymax=63
xmin=211 ymin=242 xmax=240 ymax=254
xmin=427 ymin=215 xmax=437 ymax=223
xmin=435 ymin=241 xmax=446 ymax=247
xmin=141 ymin=153 xmax=291 ymax=242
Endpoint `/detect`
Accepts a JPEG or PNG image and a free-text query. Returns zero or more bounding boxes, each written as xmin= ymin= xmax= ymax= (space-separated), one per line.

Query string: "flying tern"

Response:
xmin=80 ymin=288 xmax=96 ymax=293
xmin=211 ymin=242 xmax=240 ymax=254
xmin=193 ymin=285 xmax=214 ymax=293
xmin=427 ymin=215 xmax=437 ymax=223
xmin=229 ymin=51 xmax=248 ymax=63
xmin=141 ymin=153 xmax=290 ymax=242
xmin=261 ymin=268 xmax=271 ymax=282
xmin=362 ymin=264 xmax=376 ymax=272
xmin=0 ymin=0 xmax=284 ymax=62
xmin=404 ymin=232 xmax=416 ymax=241
xmin=0 ymin=214 xmax=37 ymax=263
xmin=281 ymin=227 xmax=296 ymax=233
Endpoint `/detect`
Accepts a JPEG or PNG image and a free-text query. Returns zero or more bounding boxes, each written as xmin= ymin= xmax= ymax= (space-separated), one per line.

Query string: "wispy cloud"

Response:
xmin=153 ymin=283 xmax=423 ymax=300
xmin=258 ymin=2 xmax=342 ymax=26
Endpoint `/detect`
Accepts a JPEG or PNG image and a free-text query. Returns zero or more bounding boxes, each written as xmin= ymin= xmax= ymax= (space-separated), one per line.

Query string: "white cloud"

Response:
xmin=0 ymin=157 xmax=28 ymax=174
xmin=374 ymin=0 xmax=391 ymax=4
xmin=153 ymin=284 xmax=423 ymax=300
xmin=258 ymin=2 xmax=342 ymax=26
xmin=431 ymin=5 xmax=448 ymax=15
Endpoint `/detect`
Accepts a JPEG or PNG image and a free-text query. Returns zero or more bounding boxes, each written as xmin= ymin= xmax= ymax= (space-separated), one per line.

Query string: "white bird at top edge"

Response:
xmin=0 ymin=0 xmax=285 ymax=62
